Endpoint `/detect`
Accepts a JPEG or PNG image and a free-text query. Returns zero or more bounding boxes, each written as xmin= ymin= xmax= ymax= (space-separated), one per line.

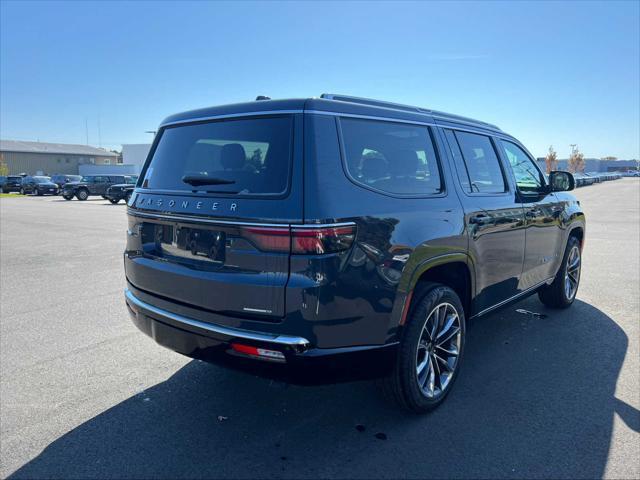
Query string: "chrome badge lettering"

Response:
xmin=136 ymin=196 xmax=238 ymax=212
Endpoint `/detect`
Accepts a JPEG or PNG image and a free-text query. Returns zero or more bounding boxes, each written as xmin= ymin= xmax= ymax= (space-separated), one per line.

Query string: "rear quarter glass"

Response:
xmin=140 ymin=115 xmax=294 ymax=196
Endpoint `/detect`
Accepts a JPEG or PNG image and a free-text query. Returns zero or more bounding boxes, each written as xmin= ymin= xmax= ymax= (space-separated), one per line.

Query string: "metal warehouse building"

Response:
xmin=0 ymin=140 xmax=119 ymax=175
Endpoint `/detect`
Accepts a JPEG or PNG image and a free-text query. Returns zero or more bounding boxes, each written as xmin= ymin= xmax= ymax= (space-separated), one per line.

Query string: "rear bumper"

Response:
xmin=124 ymin=288 xmax=397 ymax=385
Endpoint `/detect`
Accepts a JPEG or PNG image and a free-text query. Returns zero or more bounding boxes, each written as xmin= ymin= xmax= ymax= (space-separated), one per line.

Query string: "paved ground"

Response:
xmin=1 ymin=180 xmax=639 ymax=479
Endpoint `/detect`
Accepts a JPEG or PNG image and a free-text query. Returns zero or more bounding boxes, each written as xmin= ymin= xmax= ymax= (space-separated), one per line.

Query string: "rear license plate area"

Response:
xmin=141 ymin=223 xmax=226 ymax=264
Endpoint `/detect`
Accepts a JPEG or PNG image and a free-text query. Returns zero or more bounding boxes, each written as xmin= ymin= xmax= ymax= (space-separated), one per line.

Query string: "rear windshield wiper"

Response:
xmin=182 ymin=175 xmax=236 ymax=187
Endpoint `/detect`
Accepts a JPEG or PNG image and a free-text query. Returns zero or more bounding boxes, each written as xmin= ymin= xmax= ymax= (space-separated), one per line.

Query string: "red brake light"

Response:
xmin=292 ymin=225 xmax=356 ymax=254
xmin=240 ymin=224 xmax=356 ymax=255
xmin=242 ymin=226 xmax=290 ymax=252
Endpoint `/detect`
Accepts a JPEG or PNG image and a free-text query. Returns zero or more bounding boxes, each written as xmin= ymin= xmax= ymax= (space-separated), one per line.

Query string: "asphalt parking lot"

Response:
xmin=1 ymin=180 xmax=639 ymax=479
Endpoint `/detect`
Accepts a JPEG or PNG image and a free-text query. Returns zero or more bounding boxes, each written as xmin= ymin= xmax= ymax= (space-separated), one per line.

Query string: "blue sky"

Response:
xmin=1 ymin=0 xmax=638 ymax=159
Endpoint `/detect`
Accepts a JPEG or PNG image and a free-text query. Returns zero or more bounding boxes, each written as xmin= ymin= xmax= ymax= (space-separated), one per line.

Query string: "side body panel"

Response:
xmin=436 ymin=122 xmax=526 ymax=315
xmin=298 ymin=113 xmax=467 ymax=347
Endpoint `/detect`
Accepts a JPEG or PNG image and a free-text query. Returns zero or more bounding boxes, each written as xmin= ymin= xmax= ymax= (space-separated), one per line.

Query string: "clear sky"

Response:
xmin=1 ymin=0 xmax=638 ymax=159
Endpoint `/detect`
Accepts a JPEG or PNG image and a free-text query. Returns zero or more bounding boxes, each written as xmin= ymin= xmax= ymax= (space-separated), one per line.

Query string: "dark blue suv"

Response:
xmin=124 ymin=94 xmax=584 ymax=412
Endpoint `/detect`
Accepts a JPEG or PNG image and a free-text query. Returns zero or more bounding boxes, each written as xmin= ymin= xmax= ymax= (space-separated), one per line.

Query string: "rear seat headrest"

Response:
xmin=361 ymin=155 xmax=388 ymax=181
xmin=221 ymin=143 xmax=247 ymax=170
xmin=390 ymin=149 xmax=419 ymax=176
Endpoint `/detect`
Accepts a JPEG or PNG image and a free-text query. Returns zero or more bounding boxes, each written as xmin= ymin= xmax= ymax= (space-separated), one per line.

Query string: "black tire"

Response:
xmin=19 ymin=188 xmax=25 ymax=195
xmin=378 ymin=282 xmax=466 ymax=413
xmin=108 ymin=198 xmax=119 ymax=204
xmin=35 ymin=188 xmax=42 ymax=196
xmin=538 ymin=236 xmax=582 ymax=308
xmin=63 ymin=194 xmax=73 ymax=201
xmin=101 ymin=195 xmax=107 ymax=199
xmin=76 ymin=189 xmax=89 ymax=201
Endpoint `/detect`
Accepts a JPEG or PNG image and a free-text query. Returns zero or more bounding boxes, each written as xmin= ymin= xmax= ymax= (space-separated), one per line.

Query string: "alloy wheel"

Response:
xmin=415 ymin=302 xmax=462 ymax=399
xmin=564 ymin=245 xmax=581 ymax=300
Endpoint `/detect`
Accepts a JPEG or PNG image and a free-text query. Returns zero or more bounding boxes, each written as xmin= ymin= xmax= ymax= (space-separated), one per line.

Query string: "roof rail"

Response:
xmin=319 ymin=93 xmax=501 ymax=131
xmin=320 ymin=93 xmax=421 ymax=114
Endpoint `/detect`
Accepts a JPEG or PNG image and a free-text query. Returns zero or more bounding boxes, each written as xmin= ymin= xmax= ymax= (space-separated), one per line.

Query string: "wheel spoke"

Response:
xmin=429 ymin=306 xmax=441 ymax=340
xmin=436 ymin=325 xmax=460 ymax=347
xmin=426 ymin=357 xmax=436 ymax=395
xmin=433 ymin=352 xmax=454 ymax=372
xmin=416 ymin=348 xmax=429 ymax=376
xmin=435 ymin=344 xmax=459 ymax=357
xmin=569 ymin=255 xmax=580 ymax=270
xmin=436 ymin=313 xmax=456 ymax=340
xmin=431 ymin=353 xmax=441 ymax=389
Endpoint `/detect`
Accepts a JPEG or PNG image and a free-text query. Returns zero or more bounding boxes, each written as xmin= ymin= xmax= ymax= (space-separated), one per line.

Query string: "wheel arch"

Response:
xmin=388 ymin=253 xmax=475 ymax=341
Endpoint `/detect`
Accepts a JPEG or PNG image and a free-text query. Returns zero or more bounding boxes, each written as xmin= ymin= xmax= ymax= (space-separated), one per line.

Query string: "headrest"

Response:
xmin=221 ymin=143 xmax=247 ymax=170
xmin=361 ymin=155 xmax=388 ymax=181
xmin=390 ymin=149 xmax=419 ymax=176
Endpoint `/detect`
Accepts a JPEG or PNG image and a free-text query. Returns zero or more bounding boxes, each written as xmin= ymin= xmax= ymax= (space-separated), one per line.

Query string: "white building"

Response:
xmin=122 ymin=144 xmax=152 ymax=174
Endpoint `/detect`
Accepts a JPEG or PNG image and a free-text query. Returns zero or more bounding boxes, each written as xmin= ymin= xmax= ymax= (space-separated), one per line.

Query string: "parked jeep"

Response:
xmin=51 ymin=174 xmax=82 ymax=191
xmin=105 ymin=175 xmax=138 ymax=204
xmin=62 ymin=175 xmax=129 ymax=201
xmin=124 ymin=95 xmax=585 ymax=412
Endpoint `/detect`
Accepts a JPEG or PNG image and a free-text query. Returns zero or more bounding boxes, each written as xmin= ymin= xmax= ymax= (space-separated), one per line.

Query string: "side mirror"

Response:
xmin=549 ymin=171 xmax=575 ymax=192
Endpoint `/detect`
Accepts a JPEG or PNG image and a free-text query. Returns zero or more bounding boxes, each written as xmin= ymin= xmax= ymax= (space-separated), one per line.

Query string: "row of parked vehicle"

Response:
xmin=572 ymin=171 xmax=625 ymax=187
xmin=0 ymin=174 xmax=137 ymax=204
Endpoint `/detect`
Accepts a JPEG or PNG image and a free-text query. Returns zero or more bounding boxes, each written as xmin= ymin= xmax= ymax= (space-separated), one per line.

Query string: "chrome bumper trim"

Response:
xmin=124 ymin=288 xmax=310 ymax=350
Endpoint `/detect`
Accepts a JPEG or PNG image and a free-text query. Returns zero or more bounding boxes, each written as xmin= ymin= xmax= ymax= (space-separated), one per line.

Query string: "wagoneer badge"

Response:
xmin=136 ymin=195 xmax=237 ymax=212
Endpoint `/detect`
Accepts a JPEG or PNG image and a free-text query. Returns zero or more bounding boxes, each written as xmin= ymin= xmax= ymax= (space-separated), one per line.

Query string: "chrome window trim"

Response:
xmin=127 ymin=209 xmax=356 ymax=229
xmin=125 ymin=288 xmax=310 ymax=349
xmin=307 ymin=109 xmax=436 ymax=127
xmin=159 ymin=110 xmax=304 ymax=128
xmin=307 ymin=109 xmax=504 ymax=133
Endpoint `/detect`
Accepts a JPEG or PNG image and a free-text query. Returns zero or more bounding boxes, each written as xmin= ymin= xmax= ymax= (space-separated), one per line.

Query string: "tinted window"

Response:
xmin=450 ymin=131 xmax=506 ymax=194
xmin=109 ymin=176 xmax=125 ymax=183
xmin=500 ymin=140 xmax=545 ymax=193
xmin=81 ymin=176 xmax=94 ymax=183
xmin=34 ymin=176 xmax=51 ymax=184
xmin=141 ymin=116 xmax=293 ymax=195
xmin=340 ymin=118 xmax=442 ymax=195
xmin=443 ymin=129 xmax=470 ymax=192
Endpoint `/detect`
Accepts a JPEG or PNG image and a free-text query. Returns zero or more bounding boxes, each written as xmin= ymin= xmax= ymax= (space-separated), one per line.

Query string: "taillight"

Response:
xmin=291 ymin=225 xmax=356 ymax=254
xmin=242 ymin=227 xmax=290 ymax=252
xmin=240 ymin=224 xmax=356 ymax=255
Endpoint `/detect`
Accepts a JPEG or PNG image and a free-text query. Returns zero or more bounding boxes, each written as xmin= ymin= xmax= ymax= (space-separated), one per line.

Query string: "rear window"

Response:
xmin=141 ymin=116 xmax=293 ymax=195
xmin=340 ymin=118 xmax=442 ymax=195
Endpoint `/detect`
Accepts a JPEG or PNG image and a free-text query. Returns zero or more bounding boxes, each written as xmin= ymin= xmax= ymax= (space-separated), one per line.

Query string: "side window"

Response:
xmin=340 ymin=118 xmax=443 ymax=195
xmin=443 ymin=129 xmax=470 ymax=192
xmin=449 ymin=130 xmax=506 ymax=194
xmin=500 ymin=140 xmax=545 ymax=193
xmin=94 ymin=176 xmax=107 ymax=183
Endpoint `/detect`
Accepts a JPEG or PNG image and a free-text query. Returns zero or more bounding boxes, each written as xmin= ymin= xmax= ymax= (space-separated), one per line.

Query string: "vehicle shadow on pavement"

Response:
xmin=9 ymin=298 xmax=636 ymax=479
